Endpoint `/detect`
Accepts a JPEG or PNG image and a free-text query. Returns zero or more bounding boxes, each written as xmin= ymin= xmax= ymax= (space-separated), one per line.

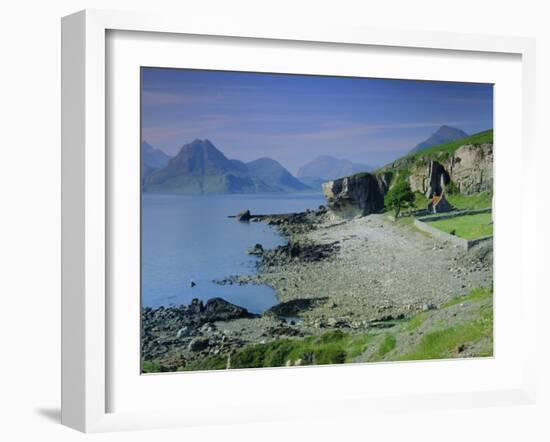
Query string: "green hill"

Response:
xmin=320 ymin=129 xmax=493 ymax=218
xmin=379 ymin=129 xmax=493 ymax=173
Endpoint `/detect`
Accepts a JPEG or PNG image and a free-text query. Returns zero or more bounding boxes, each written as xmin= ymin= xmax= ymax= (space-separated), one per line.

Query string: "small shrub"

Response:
xmin=375 ymin=333 xmax=396 ymax=359
xmin=446 ymin=180 xmax=459 ymax=195
xmin=316 ymin=329 xmax=346 ymax=344
xmin=384 ymin=179 xmax=415 ymax=217
xmin=313 ymin=346 xmax=346 ymax=365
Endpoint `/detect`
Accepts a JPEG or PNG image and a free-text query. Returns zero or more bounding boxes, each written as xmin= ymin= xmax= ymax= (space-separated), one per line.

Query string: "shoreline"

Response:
xmin=142 ymin=206 xmax=493 ymax=372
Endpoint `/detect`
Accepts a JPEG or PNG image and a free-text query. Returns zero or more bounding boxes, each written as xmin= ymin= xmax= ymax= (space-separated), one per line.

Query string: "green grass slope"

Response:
xmin=142 ymin=287 xmax=493 ymax=372
xmin=378 ymin=129 xmax=493 ymax=174
xmin=428 ymin=212 xmax=493 ymax=240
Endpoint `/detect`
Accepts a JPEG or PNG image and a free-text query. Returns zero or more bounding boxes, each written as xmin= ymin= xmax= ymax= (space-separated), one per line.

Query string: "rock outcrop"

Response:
xmin=322 ymin=141 xmax=492 ymax=217
xmin=406 ymin=143 xmax=493 ymax=197
xmin=322 ymin=173 xmax=387 ymax=218
xmin=448 ymin=143 xmax=493 ymax=194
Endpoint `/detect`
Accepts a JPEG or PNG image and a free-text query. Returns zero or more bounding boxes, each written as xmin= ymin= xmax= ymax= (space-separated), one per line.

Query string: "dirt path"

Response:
xmin=255 ymin=214 xmax=492 ymax=323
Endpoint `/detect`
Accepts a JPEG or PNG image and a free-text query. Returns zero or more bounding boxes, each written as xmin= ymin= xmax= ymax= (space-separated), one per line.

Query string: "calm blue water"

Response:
xmin=141 ymin=193 xmax=325 ymax=313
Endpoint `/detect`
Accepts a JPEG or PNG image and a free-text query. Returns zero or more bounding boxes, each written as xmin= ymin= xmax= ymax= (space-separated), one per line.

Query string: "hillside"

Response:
xmin=323 ymin=130 xmax=494 ymax=217
xmin=386 ymin=129 xmax=493 ymax=167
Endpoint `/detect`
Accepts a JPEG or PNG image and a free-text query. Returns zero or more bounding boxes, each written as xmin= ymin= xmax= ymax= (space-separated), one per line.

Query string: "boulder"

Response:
xmin=188 ymin=298 xmax=204 ymax=315
xmin=322 ymin=173 xmax=385 ymax=218
xmin=246 ymin=243 xmax=264 ymax=256
xmin=203 ymin=297 xmax=255 ymax=322
xmin=188 ymin=337 xmax=210 ymax=352
xmin=176 ymin=326 xmax=191 ymax=338
xmin=236 ymin=210 xmax=251 ymax=221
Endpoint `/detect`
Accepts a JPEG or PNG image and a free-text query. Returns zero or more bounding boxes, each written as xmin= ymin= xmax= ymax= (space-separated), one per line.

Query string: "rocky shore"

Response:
xmin=142 ymin=205 xmax=493 ymax=372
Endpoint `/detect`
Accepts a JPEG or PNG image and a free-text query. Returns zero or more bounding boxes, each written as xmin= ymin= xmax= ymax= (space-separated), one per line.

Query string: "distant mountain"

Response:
xmin=246 ymin=157 xmax=310 ymax=193
xmin=141 ymin=142 xmax=172 ymax=187
xmin=141 ymin=141 xmax=172 ymax=169
xmin=297 ymin=176 xmax=326 ymax=193
xmin=297 ymin=156 xmax=374 ymax=182
xmin=143 ymin=139 xmax=306 ymax=194
xmin=409 ymin=125 xmax=468 ymax=153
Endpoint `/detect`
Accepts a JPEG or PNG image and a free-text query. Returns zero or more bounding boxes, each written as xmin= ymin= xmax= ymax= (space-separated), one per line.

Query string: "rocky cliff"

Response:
xmin=322 ymin=135 xmax=493 ymax=217
xmin=408 ymin=143 xmax=493 ymax=196
xmin=448 ymin=143 xmax=493 ymax=194
xmin=322 ymin=173 xmax=389 ymax=218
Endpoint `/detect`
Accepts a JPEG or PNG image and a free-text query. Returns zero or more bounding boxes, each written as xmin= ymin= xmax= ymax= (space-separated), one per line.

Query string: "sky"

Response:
xmin=141 ymin=67 xmax=493 ymax=174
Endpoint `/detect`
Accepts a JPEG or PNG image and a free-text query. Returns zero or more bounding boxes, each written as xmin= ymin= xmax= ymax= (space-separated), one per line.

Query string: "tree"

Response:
xmin=384 ymin=179 xmax=415 ymax=218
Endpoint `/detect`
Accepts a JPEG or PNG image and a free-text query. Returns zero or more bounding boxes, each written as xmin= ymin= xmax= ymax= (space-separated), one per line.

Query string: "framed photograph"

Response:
xmin=61 ymin=9 xmax=538 ymax=433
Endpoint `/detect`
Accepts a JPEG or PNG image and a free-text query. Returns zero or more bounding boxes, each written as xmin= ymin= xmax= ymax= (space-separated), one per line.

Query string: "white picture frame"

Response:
xmin=61 ymin=9 xmax=538 ymax=433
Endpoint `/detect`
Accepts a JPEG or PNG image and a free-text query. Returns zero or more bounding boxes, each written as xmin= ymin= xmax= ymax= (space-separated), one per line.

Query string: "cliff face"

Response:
xmin=448 ymin=143 xmax=493 ymax=195
xmin=322 ymin=173 xmax=388 ymax=218
xmin=322 ymin=142 xmax=493 ymax=217
xmin=408 ymin=143 xmax=493 ymax=197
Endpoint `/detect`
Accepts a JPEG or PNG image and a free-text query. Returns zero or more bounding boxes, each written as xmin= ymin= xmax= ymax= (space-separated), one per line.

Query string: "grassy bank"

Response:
xmin=447 ymin=191 xmax=492 ymax=211
xmin=178 ymin=330 xmax=372 ymax=371
xmin=406 ymin=129 xmax=493 ymax=162
xmin=428 ymin=212 xmax=493 ymax=240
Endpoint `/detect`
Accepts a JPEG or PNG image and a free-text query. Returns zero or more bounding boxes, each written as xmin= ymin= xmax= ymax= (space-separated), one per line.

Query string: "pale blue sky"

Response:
xmin=141 ymin=68 xmax=493 ymax=173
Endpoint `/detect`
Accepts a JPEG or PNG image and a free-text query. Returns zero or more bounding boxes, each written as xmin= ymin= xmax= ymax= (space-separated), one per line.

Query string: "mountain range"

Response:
xmin=409 ymin=125 xmax=468 ymax=153
xmin=141 ymin=141 xmax=173 ymax=185
xmin=297 ymin=156 xmax=375 ymax=183
xmin=246 ymin=157 xmax=310 ymax=193
xmin=141 ymin=127 xmax=470 ymax=194
xmin=142 ymin=139 xmax=310 ymax=194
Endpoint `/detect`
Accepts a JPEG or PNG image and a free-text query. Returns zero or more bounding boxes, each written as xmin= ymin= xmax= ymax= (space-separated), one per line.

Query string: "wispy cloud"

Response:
xmin=140 ymin=67 xmax=493 ymax=170
xmin=226 ymin=120 xmax=477 ymax=143
xmin=141 ymin=90 xmax=215 ymax=106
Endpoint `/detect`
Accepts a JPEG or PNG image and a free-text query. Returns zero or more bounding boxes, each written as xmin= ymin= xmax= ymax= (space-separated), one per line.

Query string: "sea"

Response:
xmin=141 ymin=193 xmax=326 ymax=313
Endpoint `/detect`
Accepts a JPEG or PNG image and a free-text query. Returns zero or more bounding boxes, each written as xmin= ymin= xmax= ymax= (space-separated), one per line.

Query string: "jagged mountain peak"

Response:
xmin=410 ymin=126 xmax=468 ymax=153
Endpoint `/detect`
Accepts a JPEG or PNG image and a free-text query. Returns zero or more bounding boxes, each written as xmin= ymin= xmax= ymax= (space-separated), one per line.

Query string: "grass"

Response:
xmin=373 ymin=333 xmax=396 ymax=360
xmin=406 ymin=129 xmax=493 ymax=162
xmin=404 ymin=312 xmax=428 ymax=332
xmin=411 ymin=191 xmax=428 ymax=210
xmin=442 ymin=287 xmax=493 ymax=308
xmin=142 ymin=360 xmax=163 ymax=373
xmin=353 ymin=172 xmax=373 ymax=180
xmin=446 ymin=191 xmax=492 ymax=210
xmin=179 ymin=329 xmax=373 ymax=371
xmin=428 ymin=212 xmax=493 ymax=240
xmin=376 ymin=130 xmax=493 ymax=175
xmin=385 ymin=191 xmax=427 ymax=220
xmin=399 ymin=302 xmax=493 ymax=361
